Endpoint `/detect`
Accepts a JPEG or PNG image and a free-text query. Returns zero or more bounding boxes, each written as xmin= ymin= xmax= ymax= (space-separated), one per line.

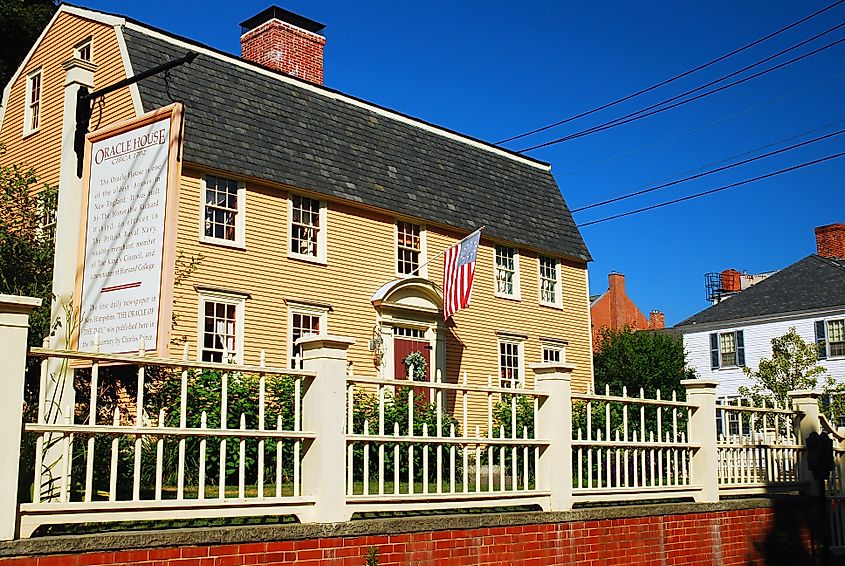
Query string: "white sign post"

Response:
xmin=75 ymin=104 xmax=182 ymax=356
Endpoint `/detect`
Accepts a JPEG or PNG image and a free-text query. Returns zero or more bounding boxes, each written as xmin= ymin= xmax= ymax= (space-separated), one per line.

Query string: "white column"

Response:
xmin=682 ymin=379 xmax=719 ymax=503
xmin=0 ymin=295 xmax=42 ymax=540
xmin=789 ymin=389 xmax=822 ymax=495
xmin=298 ymin=334 xmax=355 ymax=523
xmin=531 ymin=361 xmax=575 ymax=511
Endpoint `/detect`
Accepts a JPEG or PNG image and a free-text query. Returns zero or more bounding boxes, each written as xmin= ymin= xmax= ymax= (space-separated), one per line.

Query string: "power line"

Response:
xmin=571 ymin=125 xmax=845 ymax=213
xmin=555 ymin=70 xmax=845 ymax=177
xmin=577 ymin=150 xmax=845 ymax=227
xmin=495 ymin=0 xmax=845 ymax=145
xmin=520 ymin=32 xmax=845 ymax=152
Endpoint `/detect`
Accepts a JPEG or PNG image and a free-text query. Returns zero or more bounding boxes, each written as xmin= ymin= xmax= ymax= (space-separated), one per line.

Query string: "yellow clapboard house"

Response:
xmin=0 ymin=5 xmax=594 ymax=423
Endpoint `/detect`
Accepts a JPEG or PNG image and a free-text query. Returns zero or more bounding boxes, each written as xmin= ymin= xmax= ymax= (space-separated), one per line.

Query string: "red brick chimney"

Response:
xmin=608 ymin=272 xmax=626 ymax=330
xmin=815 ymin=223 xmax=845 ymax=259
xmin=649 ymin=310 xmax=665 ymax=330
xmin=240 ymin=6 xmax=326 ymax=84
xmin=720 ymin=269 xmax=741 ymax=292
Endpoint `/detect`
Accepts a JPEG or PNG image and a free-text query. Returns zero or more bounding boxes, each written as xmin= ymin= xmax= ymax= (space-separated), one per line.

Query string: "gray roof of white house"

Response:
xmin=120 ymin=25 xmax=591 ymax=261
xmin=675 ymin=254 xmax=845 ymax=328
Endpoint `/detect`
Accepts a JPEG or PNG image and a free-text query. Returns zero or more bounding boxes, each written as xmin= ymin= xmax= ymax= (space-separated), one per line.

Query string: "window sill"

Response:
xmin=495 ymin=293 xmax=521 ymax=302
xmin=715 ymin=365 xmax=744 ymax=371
xmin=539 ymin=301 xmax=563 ymax=311
xmin=200 ymin=237 xmax=245 ymax=251
xmin=22 ymin=128 xmax=40 ymax=139
xmin=288 ymin=252 xmax=327 ymax=266
xmin=396 ymin=270 xmax=428 ymax=279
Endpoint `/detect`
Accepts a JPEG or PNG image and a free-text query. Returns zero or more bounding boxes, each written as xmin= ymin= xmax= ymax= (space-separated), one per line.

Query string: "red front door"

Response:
xmin=393 ymin=338 xmax=431 ymax=403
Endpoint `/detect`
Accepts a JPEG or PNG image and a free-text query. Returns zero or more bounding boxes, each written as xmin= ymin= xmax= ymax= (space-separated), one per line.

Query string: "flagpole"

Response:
xmin=407 ymin=226 xmax=484 ymax=278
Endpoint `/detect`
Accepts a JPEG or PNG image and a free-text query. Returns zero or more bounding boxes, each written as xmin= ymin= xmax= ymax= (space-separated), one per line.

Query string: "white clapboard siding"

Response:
xmin=683 ymin=311 xmax=845 ymax=398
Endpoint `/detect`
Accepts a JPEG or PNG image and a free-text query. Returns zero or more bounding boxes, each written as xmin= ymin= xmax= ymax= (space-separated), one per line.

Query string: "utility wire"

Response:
xmin=571 ymin=125 xmax=845 ymax=212
xmin=556 ymin=70 xmax=845 ymax=177
xmin=577 ymin=150 xmax=845 ymax=227
xmin=496 ymin=0 xmax=845 ymax=145
xmin=520 ymin=33 xmax=845 ymax=152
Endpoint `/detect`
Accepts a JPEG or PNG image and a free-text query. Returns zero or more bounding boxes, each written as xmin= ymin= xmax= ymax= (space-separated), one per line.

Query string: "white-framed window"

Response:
xmin=541 ymin=339 xmax=567 ymax=364
xmin=817 ymin=319 xmax=845 ymax=359
xmin=288 ymin=302 xmax=329 ymax=368
xmin=396 ymin=220 xmax=427 ymax=277
xmin=288 ymin=194 xmax=326 ymax=263
xmin=24 ymin=68 xmax=42 ymax=135
xmin=393 ymin=326 xmax=425 ymax=339
xmin=197 ymin=292 xmax=245 ymax=363
xmin=538 ymin=255 xmax=562 ymax=308
xmin=74 ymin=37 xmax=92 ymax=61
xmin=710 ymin=330 xmax=745 ymax=369
xmin=498 ymin=336 xmax=525 ymax=389
xmin=201 ymin=174 xmax=245 ymax=247
xmin=494 ymin=244 xmax=520 ymax=299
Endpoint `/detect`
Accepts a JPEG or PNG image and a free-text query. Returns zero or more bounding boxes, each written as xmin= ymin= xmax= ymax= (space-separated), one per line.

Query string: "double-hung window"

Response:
xmin=498 ymin=335 xmax=525 ymax=388
xmin=288 ymin=302 xmax=329 ymax=368
xmin=710 ymin=330 xmax=745 ymax=369
xmin=198 ymin=292 xmax=245 ymax=363
xmin=817 ymin=319 xmax=845 ymax=358
xmin=202 ymin=175 xmax=244 ymax=246
xmin=495 ymin=245 xmax=520 ymax=299
xmin=539 ymin=256 xmax=562 ymax=307
xmin=396 ymin=221 xmax=425 ymax=276
xmin=24 ymin=68 xmax=42 ymax=135
xmin=289 ymin=194 xmax=326 ymax=263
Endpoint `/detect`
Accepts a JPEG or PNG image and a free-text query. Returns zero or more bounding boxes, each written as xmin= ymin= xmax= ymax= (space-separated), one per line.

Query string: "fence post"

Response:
xmin=789 ymin=390 xmax=822 ymax=495
xmin=530 ymin=362 xmax=575 ymax=511
xmin=298 ymin=334 xmax=355 ymax=523
xmin=0 ymin=294 xmax=42 ymax=540
xmin=682 ymin=379 xmax=719 ymax=503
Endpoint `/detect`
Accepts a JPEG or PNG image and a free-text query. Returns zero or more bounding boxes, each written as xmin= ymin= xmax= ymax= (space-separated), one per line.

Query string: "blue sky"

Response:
xmin=83 ymin=0 xmax=845 ymax=325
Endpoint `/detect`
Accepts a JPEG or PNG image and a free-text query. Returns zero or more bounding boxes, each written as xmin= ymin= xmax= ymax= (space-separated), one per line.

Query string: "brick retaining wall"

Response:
xmin=0 ymin=498 xmax=820 ymax=565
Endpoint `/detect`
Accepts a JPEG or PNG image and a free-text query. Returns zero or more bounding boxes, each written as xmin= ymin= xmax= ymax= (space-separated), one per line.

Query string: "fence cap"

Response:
xmin=296 ymin=334 xmax=356 ymax=350
xmin=529 ymin=361 xmax=576 ymax=375
xmin=680 ymin=378 xmax=719 ymax=390
xmin=0 ymin=294 xmax=42 ymax=313
xmin=787 ymin=390 xmax=822 ymax=399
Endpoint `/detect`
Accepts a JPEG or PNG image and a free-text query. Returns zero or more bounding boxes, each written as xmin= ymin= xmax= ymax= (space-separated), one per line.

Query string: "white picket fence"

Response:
xmin=0 ymin=296 xmax=834 ymax=540
xmin=571 ymin=385 xmax=699 ymax=502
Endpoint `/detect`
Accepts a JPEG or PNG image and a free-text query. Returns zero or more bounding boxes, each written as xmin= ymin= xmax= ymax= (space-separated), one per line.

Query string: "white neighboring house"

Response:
xmin=676 ymin=224 xmax=845 ymax=400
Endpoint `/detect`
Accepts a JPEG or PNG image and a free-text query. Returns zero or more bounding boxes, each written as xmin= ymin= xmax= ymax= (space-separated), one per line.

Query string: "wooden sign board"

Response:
xmin=72 ymin=103 xmax=183 ymax=357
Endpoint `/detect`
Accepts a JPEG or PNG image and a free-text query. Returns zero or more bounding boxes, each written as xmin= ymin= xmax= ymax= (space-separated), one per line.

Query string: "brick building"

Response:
xmin=590 ymin=272 xmax=664 ymax=348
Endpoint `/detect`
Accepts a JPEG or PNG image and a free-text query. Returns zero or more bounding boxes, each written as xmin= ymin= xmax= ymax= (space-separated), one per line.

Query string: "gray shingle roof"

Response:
xmin=675 ymin=254 xmax=845 ymax=328
xmin=121 ymin=27 xmax=590 ymax=262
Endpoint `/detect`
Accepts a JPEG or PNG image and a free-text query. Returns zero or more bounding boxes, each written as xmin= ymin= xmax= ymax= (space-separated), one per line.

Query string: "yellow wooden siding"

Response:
xmin=172 ymin=167 xmax=593 ymax=421
xmin=0 ymin=13 xmax=135 ymax=187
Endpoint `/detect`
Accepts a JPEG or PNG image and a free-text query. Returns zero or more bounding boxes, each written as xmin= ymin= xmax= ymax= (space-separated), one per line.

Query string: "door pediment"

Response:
xmin=371 ymin=277 xmax=442 ymax=315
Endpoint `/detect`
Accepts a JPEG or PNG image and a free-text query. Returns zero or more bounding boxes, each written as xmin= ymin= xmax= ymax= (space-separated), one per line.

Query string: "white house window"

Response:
xmin=24 ymin=68 xmax=42 ymax=135
xmin=495 ymin=245 xmax=519 ymax=298
xmin=289 ymin=194 xmax=326 ymax=263
xmin=396 ymin=221 xmax=425 ymax=276
xmin=198 ymin=293 xmax=244 ymax=363
xmin=539 ymin=256 xmax=561 ymax=307
xmin=288 ymin=302 xmax=329 ymax=368
xmin=498 ymin=339 xmax=524 ymax=388
xmin=74 ymin=37 xmax=92 ymax=61
xmin=818 ymin=319 xmax=845 ymax=358
xmin=393 ymin=326 xmax=425 ymax=339
xmin=542 ymin=345 xmax=564 ymax=363
xmin=710 ymin=330 xmax=745 ymax=369
xmin=202 ymin=175 xmax=244 ymax=246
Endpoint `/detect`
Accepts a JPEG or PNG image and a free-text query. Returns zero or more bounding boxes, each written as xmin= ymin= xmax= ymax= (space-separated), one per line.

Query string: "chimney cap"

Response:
xmin=240 ymin=5 xmax=326 ymax=35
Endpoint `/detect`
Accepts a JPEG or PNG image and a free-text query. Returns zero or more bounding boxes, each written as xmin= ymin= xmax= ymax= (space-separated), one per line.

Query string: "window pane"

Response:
xmin=201 ymin=299 xmax=238 ymax=362
xmin=204 ymin=176 xmax=239 ymax=242
xmin=397 ymin=221 xmax=421 ymax=275
xmin=495 ymin=245 xmax=516 ymax=295
xmin=291 ymin=196 xmax=321 ymax=257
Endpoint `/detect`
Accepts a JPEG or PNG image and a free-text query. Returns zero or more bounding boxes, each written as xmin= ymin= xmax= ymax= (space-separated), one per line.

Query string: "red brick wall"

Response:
xmin=0 ymin=506 xmax=818 ymax=565
xmin=241 ymin=20 xmax=325 ymax=84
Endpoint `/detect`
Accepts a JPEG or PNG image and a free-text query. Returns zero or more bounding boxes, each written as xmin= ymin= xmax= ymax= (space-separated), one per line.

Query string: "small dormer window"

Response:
xmin=74 ymin=37 xmax=92 ymax=62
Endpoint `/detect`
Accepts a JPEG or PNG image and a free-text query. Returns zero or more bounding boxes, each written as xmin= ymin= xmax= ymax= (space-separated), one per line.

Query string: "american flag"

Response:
xmin=443 ymin=229 xmax=481 ymax=320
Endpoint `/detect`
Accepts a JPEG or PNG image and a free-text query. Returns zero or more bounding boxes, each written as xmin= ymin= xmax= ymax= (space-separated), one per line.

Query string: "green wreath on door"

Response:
xmin=403 ymin=351 xmax=427 ymax=382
